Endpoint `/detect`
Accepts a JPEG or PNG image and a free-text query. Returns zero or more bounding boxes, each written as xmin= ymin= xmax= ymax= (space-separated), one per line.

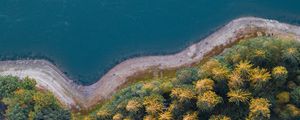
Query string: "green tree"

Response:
xmin=5 ymin=104 xmax=28 ymax=120
xmin=0 ymin=76 xmax=20 ymax=98
xmin=21 ymin=77 xmax=37 ymax=90
xmin=291 ymin=87 xmax=300 ymax=106
xmin=176 ymin=68 xmax=198 ymax=84
xmin=34 ymin=106 xmax=71 ymax=120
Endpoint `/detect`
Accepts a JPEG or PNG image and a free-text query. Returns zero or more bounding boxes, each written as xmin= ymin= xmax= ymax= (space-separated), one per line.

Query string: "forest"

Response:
xmin=89 ymin=36 xmax=300 ymax=120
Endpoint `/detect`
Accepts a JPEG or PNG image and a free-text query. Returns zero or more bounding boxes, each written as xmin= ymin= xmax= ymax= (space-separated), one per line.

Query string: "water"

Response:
xmin=1 ymin=0 xmax=300 ymax=85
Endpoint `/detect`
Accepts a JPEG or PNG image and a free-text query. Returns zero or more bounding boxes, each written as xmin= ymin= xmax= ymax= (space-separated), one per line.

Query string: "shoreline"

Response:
xmin=0 ymin=17 xmax=300 ymax=110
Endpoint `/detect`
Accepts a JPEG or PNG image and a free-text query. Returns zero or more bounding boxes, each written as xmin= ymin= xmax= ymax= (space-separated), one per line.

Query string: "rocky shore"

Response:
xmin=0 ymin=17 xmax=300 ymax=110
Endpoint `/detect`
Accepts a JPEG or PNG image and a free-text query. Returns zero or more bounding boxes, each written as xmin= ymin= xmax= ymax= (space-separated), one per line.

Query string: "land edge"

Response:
xmin=0 ymin=17 xmax=300 ymax=110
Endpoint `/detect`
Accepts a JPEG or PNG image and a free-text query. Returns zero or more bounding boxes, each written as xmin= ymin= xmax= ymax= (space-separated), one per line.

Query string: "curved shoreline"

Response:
xmin=0 ymin=17 xmax=300 ymax=110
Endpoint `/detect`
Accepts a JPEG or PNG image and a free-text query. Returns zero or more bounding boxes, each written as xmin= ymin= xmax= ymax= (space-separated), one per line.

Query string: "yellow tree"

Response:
xmin=209 ymin=115 xmax=231 ymax=120
xmin=228 ymin=71 xmax=244 ymax=90
xmin=195 ymin=78 xmax=215 ymax=94
xmin=234 ymin=60 xmax=253 ymax=78
xmin=143 ymin=95 xmax=164 ymax=116
xmin=143 ymin=115 xmax=156 ymax=120
xmin=182 ymin=112 xmax=198 ymax=120
xmin=96 ymin=109 xmax=111 ymax=120
xmin=170 ymin=87 xmax=195 ymax=103
xmin=197 ymin=91 xmax=222 ymax=111
xmin=272 ymin=66 xmax=288 ymax=86
xmin=126 ymin=98 xmax=143 ymax=113
xmin=112 ymin=113 xmax=123 ymax=120
xmin=211 ymin=65 xmax=229 ymax=82
xmin=33 ymin=91 xmax=57 ymax=111
xmin=227 ymin=89 xmax=252 ymax=105
xmin=247 ymin=98 xmax=271 ymax=120
xmin=158 ymin=111 xmax=173 ymax=120
xmin=199 ymin=59 xmax=222 ymax=78
xmin=276 ymin=91 xmax=290 ymax=104
xmin=249 ymin=67 xmax=271 ymax=90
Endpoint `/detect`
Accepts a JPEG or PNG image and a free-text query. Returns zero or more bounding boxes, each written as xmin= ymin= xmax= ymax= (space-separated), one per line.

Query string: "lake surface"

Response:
xmin=1 ymin=0 xmax=300 ymax=85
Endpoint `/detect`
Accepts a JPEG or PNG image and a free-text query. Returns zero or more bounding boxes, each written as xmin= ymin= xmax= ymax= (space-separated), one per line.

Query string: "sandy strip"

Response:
xmin=0 ymin=17 xmax=300 ymax=110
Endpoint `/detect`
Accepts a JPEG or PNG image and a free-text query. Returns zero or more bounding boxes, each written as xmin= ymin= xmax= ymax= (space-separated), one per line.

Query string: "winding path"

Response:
xmin=0 ymin=17 xmax=300 ymax=110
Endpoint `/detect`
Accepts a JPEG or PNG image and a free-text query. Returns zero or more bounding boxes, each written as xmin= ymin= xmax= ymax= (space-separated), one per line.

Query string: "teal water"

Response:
xmin=1 ymin=0 xmax=300 ymax=85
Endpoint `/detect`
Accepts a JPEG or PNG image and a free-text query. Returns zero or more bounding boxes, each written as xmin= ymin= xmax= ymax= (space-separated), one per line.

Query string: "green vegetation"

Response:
xmin=88 ymin=37 xmax=300 ymax=120
xmin=0 ymin=76 xmax=71 ymax=120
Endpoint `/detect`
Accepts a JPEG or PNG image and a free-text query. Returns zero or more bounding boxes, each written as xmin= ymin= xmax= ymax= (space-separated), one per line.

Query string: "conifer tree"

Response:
xmin=182 ymin=112 xmax=198 ymax=120
xmin=247 ymin=98 xmax=271 ymax=120
xmin=227 ymin=89 xmax=252 ymax=105
xmin=197 ymin=91 xmax=222 ymax=111
xmin=209 ymin=115 xmax=231 ymax=120
xmin=195 ymin=78 xmax=215 ymax=94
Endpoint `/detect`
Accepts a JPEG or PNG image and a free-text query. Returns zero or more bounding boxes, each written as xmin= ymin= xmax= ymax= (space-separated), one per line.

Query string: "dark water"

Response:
xmin=1 ymin=0 xmax=300 ymax=85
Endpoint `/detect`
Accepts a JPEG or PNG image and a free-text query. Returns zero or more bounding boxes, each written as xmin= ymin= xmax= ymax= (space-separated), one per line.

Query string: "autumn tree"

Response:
xmin=209 ymin=115 xmax=231 ymax=120
xmin=158 ymin=111 xmax=173 ymax=120
xmin=195 ymin=78 xmax=215 ymax=94
xmin=247 ymin=98 xmax=271 ymax=120
xmin=272 ymin=66 xmax=288 ymax=86
xmin=143 ymin=94 xmax=164 ymax=116
xmin=227 ymin=89 xmax=251 ymax=105
xmin=182 ymin=111 xmax=198 ymax=120
xmin=197 ymin=91 xmax=222 ymax=111
xmin=170 ymin=87 xmax=195 ymax=103
xmin=249 ymin=67 xmax=271 ymax=91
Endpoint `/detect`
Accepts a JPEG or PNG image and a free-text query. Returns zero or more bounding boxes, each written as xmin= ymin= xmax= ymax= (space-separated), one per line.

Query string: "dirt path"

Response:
xmin=0 ymin=17 xmax=299 ymax=110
